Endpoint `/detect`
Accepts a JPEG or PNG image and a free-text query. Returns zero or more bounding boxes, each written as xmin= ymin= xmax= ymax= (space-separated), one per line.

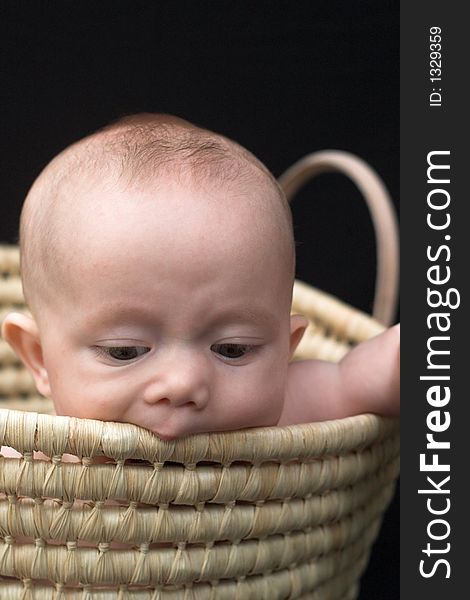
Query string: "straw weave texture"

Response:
xmin=0 ymin=245 xmax=399 ymax=599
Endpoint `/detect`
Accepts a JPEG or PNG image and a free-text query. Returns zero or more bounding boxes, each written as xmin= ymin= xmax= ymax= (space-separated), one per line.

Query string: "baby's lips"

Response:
xmin=148 ymin=425 xmax=185 ymax=442
xmin=145 ymin=414 xmax=205 ymax=441
xmin=152 ymin=431 xmax=177 ymax=442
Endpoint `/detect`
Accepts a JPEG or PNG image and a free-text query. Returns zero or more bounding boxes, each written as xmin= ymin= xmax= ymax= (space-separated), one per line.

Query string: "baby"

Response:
xmin=2 ymin=113 xmax=399 ymax=443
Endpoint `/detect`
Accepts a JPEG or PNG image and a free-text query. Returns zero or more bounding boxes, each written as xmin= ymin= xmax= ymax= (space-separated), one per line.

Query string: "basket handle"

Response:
xmin=278 ymin=150 xmax=399 ymax=326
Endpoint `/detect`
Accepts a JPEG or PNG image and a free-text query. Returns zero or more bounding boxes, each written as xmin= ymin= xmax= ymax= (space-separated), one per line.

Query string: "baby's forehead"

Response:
xmin=68 ymin=174 xmax=281 ymax=249
xmin=53 ymin=178 xmax=286 ymax=284
xmin=40 ymin=184 xmax=289 ymax=322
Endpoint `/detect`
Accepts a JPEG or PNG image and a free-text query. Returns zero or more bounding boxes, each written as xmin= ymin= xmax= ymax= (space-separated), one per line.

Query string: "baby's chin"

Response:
xmin=146 ymin=420 xmax=203 ymax=442
xmin=151 ymin=430 xmax=180 ymax=442
xmin=149 ymin=424 xmax=211 ymax=442
xmin=148 ymin=415 xmax=280 ymax=442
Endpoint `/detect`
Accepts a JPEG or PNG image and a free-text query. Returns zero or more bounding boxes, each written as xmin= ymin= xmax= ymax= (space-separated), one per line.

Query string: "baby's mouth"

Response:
xmin=152 ymin=431 xmax=177 ymax=441
xmin=147 ymin=423 xmax=188 ymax=442
xmin=141 ymin=408 xmax=204 ymax=441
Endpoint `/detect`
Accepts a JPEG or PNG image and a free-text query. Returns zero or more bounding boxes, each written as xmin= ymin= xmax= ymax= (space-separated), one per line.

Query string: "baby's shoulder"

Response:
xmin=279 ymin=359 xmax=336 ymax=425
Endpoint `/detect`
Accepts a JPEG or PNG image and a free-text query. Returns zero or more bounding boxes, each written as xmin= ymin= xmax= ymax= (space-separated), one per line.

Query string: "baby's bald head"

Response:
xmin=19 ymin=114 xmax=295 ymax=317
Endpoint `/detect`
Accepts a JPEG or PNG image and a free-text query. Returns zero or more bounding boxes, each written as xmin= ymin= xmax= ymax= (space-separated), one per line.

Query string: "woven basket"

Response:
xmin=0 ymin=151 xmax=399 ymax=599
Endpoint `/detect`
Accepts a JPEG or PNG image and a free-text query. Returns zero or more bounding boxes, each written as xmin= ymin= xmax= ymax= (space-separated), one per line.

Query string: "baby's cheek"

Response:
xmin=50 ymin=378 xmax=123 ymax=421
xmin=226 ymin=374 xmax=285 ymax=427
xmin=260 ymin=369 xmax=288 ymax=422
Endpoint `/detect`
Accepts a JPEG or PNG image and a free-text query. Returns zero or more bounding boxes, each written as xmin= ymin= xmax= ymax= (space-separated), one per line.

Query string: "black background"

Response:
xmin=0 ymin=2 xmax=399 ymax=598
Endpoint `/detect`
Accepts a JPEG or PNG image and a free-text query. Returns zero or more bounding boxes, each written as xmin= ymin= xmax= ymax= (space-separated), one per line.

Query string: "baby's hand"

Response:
xmin=279 ymin=324 xmax=400 ymax=425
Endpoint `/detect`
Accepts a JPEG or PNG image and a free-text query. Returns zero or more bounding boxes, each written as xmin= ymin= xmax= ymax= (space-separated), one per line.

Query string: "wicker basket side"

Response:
xmin=0 ymin=405 xmax=399 ymax=598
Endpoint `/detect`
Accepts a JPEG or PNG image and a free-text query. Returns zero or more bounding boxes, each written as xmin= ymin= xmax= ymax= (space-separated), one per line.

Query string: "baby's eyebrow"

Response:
xmin=207 ymin=308 xmax=279 ymax=329
xmin=80 ymin=306 xmax=159 ymax=331
xmin=80 ymin=305 xmax=278 ymax=332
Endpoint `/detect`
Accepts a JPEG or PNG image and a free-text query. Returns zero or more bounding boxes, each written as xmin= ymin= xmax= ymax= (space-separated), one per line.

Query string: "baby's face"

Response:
xmin=35 ymin=179 xmax=296 ymax=440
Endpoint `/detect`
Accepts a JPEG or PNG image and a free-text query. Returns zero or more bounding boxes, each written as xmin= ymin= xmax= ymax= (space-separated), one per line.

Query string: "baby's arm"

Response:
xmin=279 ymin=324 xmax=400 ymax=425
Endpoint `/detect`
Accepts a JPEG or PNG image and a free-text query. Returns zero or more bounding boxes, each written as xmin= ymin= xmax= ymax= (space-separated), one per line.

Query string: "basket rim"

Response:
xmin=0 ymin=408 xmax=398 ymax=464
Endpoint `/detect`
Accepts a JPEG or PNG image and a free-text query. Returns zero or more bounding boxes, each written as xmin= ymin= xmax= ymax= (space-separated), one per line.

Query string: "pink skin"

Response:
xmin=3 ymin=179 xmax=306 ymax=441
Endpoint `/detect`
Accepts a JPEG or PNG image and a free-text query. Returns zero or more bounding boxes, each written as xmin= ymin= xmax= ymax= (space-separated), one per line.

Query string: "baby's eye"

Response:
xmin=96 ymin=346 xmax=151 ymax=361
xmin=210 ymin=343 xmax=254 ymax=360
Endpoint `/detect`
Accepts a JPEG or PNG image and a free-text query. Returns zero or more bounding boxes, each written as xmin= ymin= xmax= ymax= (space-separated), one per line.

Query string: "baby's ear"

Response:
xmin=1 ymin=313 xmax=51 ymax=397
xmin=289 ymin=314 xmax=309 ymax=359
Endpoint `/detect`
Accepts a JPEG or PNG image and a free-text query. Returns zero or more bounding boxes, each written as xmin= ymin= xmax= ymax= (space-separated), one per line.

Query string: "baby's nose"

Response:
xmin=143 ymin=352 xmax=210 ymax=410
